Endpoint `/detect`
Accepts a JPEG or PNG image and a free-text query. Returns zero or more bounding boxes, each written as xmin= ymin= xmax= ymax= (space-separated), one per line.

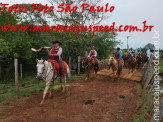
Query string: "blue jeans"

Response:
xmin=57 ymin=60 xmax=63 ymax=76
xmin=94 ymin=57 xmax=97 ymax=65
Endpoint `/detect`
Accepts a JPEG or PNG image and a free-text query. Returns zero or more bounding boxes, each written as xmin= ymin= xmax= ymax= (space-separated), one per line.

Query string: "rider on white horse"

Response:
xmin=44 ymin=40 xmax=63 ymax=77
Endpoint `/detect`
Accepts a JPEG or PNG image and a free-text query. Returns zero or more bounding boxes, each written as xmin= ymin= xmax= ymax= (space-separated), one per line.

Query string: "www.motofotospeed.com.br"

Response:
xmin=152 ymin=29 xmax=161 ymax=121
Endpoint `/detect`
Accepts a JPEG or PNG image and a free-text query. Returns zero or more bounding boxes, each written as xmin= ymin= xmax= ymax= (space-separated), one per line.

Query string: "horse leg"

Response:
xmin=48 ymin=87 xmax=52 ymax=98
xmin=112 ymin=72 xmax=115 ymax=81
xmin=132 ymin=64 xmax=134 ymax=73
xmin=85 ymin=69 xmax=89 ymax=80
xmin=128 ymin=65 xmax=130 ymax=74
xmin=63 ymin=74 xmax=67 ymax=90
xmin=117 ymin=68 xmax=120 ymax=81
xmin=60 ymin=76 xmax=65 ymax=93
xmin=40 ymin=81 xmax=50 ymax=106
xmin=95 ymin=70 xmax=97 ymax=76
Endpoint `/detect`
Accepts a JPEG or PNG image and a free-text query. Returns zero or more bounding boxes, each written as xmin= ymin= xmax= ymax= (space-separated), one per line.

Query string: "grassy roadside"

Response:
xmin=133 ymin=83 xmax=146 ymax=122
xmin=0 ymin=74 xmax=86 ymax=105
xmin=160 ymin=59 xmax=163 ymax=73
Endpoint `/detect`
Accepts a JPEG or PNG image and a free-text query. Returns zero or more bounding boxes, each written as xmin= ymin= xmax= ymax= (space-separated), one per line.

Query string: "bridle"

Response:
xmin=108 ymin=58 xmax=118 ymax=70
xmin=81 ymin=57 xmax=89 ymax=68
xmin=37 ymin=62 xmax=54 ymax=80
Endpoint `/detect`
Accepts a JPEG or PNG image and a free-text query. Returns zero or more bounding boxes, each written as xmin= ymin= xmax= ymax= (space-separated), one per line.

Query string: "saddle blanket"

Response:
xmin=89 ymin=57 xmax=99 ymax=65
xmin=47 ymin=59 xmax=68 ymax=75
xmin=116 ymin=59 xmax=124 ymax=67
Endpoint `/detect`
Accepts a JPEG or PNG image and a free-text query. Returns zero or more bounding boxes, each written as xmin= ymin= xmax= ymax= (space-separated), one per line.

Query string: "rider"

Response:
xmin=128 ymin=48 xmax=135 ymax=57
xmin=137 ymin=49 xmax=141 ymax=57
xmin=88 ymin=46 xmax=99 ymax=70
xmin=45 ymin=40 xmax=63 ymax=76
xmin=115 ymin=47 xmax=123 ymax=70
xmin=123 ymin=50 xmax=128 ymax=56
xmin=146 ymin=48 xmax=151 ymax=59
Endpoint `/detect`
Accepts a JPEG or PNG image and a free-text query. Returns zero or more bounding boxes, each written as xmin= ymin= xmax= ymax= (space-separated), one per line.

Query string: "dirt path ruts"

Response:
xmin=0 ymin=75 xmax=138 ymax=122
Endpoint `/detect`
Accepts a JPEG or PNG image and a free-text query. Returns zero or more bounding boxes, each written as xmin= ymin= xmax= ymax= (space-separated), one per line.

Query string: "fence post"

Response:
xmin=14 ymin=59 xmax=19 ymax=91
xmin=20 ymin=64 xmax=22 ymax=80
xmin=69 ymin=56 xmax=71 ymax=70
xmin=85 ymin=51 xmax=88 ymax=57
xmin=0 ymin=64 xmax=1 ymax=79
xmin=78 ymin=56 xmax=81 ymax=75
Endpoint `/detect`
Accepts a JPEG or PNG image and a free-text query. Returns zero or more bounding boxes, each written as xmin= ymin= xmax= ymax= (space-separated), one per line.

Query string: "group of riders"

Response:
xmin=37 ymin=40 xmax=152 ymax=105
xmin=44 ymin=40 xmax=151 ymax=77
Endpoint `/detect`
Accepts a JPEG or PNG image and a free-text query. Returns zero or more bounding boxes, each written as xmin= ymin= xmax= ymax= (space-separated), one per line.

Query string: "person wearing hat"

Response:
xmin=44 ymin=40 xmax=63 ymax=76
xmin=88 ymin=46 xmax=99 ymax=70
xmin=115 ymin=47 xmax=123 ymax=61
xmin=128 ymin=48 xmax=135 ymax=57
xmin=88 ymin=46 xmax=97 ymax=58
xmin=115 ymin=47 xmax=123 ymax=71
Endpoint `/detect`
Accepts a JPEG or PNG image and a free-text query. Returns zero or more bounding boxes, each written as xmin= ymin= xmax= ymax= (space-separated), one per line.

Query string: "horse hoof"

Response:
xmin=40 ymin=103 xmax=44 ymax=107
xmin=48 ymin=94 xmax=52 ymax=98
xmin=61 ymin=90 xmax=65 ymax=93
xmin=61 ymin=87 xmax=65 ymax=93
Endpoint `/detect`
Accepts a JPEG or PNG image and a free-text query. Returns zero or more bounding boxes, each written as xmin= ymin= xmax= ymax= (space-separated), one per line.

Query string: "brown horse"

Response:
xmin=122 ymin=53 xmax=128 ymax=67
xmin=81 ymin=57 xmax=99 ymax=80
xmin=128 ymin=54 xmax=136 ymax=73
xmin=141 ymin=52 xmax=148 ymax=65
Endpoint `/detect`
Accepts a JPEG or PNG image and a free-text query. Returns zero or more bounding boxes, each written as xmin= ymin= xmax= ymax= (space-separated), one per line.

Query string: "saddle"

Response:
xmin=89 ymin=57 xmax=99 ymax=65
xmin=47 ymin=59 xmax=68 ymax=75
xmin=116 ymin=59 xmax=124 ymax=67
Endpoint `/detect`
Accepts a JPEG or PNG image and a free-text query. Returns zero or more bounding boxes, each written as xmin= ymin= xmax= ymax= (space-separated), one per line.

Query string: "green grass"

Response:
xmin=133 ymin=83 xmax=148 ymax=122
xmin=160 ymin=59 xmax=163 ymax=66
xmin=0 ymin=82 xmax=45 ymax=104
xmin=0 ymin=74 xmax=86 ymax=105
xmin=159 ymin=58 xmax=163 ymax=73
xmin=137 ymin=83 xmax=142 ymax=94
xmin=133 ymin=106 xmax=147 ymax=122
xmin=160 ymin=66 xmax=163 ymax=73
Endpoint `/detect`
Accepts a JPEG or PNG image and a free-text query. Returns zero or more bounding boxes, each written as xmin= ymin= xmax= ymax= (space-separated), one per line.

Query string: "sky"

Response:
xmin=0 ymin=0 xmax=162 ymax=49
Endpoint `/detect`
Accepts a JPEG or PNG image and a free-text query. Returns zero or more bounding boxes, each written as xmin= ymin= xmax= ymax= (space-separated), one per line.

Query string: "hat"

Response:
xmin=92 ymin=46 xmax=95 ymax=49
xmin=117 ymin=47 xmax=120 ymax=50
xmin=52 ymin=40 xmax=62 ymax=45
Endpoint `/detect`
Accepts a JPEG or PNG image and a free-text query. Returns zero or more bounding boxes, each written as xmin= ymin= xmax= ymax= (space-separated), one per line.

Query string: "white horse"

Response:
xmin=36 ymin=59 xmax=71 ymax=106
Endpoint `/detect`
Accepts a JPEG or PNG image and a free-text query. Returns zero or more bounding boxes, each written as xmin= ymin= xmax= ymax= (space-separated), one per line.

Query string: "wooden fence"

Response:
xmin=138 ymin=55 xmax=163 ymax=122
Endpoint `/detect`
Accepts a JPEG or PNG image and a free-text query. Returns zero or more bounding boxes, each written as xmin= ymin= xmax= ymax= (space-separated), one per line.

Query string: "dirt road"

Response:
xmin=0 ymin=75 xmax=138 ymax=122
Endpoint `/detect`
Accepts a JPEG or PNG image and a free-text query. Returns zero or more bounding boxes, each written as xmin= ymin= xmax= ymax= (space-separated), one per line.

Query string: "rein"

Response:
xmin=38 ymin=62 xmax=54 ymax=80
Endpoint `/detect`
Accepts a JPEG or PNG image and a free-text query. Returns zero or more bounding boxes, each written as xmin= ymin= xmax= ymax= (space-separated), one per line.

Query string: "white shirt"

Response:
xmin=57 ymin=47 xmax=62 ymax=60
xmin=88 ymin=50 xmax=97 ymax=57
xmin=50 ymin=46 xmax=62 ymax=60
xmin=146 ymin=49 xmax=151 ymax=59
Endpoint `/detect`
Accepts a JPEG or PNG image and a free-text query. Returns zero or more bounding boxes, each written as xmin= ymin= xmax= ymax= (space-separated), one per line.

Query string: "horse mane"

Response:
xmin=109 ymin=57 xmax=117 ymax=65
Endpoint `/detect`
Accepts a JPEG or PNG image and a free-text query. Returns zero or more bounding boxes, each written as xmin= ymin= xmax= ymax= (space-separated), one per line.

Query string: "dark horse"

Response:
xmin=122 ymin=53 xmax=128 ymax=67
xmin=141 ymin=53 xmax=148 ymax=65
xmin=81 ymin=57 xmax=99 ymax=80
xmin=136 ymin=55 xmax=142 ymax=69
xmin=128 ymin=54 xmax=136 ymax=73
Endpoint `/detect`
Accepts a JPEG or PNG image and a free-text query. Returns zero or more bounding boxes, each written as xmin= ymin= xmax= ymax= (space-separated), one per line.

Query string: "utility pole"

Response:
xmin=127 ymin=36 xmax=130 ymax=50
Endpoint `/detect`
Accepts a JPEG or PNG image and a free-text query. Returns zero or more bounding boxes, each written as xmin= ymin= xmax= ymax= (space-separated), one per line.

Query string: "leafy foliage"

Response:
xmin=0 ymin=2 xmax=119 ymax=80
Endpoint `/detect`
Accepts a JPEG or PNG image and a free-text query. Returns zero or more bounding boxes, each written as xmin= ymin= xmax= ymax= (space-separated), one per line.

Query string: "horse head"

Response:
xmin=108 ymin=57 xmax=115 ymax=69
xmin=36 ymin=59 xmax=45 ymax=80
xmin=81 ymin=57 xmax=89 ymax=68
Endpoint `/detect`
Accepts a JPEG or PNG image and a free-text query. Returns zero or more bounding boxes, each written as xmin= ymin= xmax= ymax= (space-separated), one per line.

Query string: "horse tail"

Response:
xmin=67 ymin=65 xmax=71 ymax=78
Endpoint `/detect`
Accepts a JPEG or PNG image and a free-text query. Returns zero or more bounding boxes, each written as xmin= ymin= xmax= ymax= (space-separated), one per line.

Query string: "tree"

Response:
xmin=48 ymin=0 xmax=107 ymax=26
xmin=144 ymin=43 xmax=155 ymax=50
